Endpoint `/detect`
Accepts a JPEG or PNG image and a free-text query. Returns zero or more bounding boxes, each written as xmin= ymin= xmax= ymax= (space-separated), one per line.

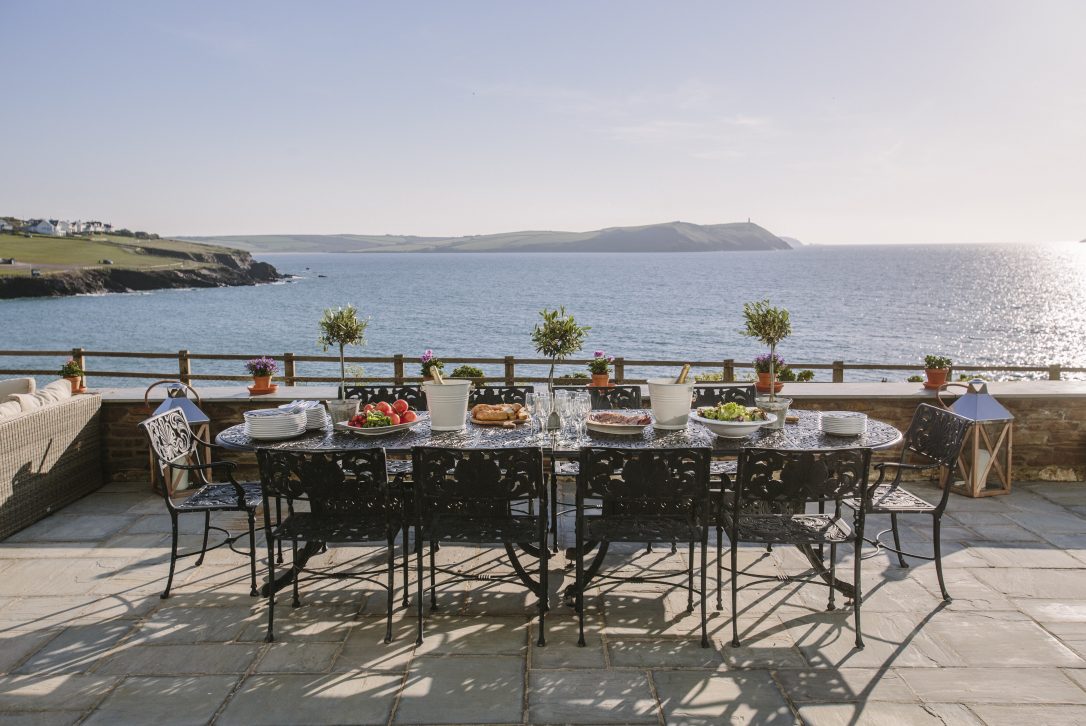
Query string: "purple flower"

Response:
xmin=245 ymin=356 xmax=278 ymax=377
xmin=593 ymin=350 xmax=605 ymax=358
xmin=753 ymin=352 xmax=785 ymax=373
xmin=420 ymin=349 xmax=433 ymax=363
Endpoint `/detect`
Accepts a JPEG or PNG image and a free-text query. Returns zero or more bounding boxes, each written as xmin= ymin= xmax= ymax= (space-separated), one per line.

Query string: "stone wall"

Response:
xmin=100 ymin=383 xmax=1086 ymax=485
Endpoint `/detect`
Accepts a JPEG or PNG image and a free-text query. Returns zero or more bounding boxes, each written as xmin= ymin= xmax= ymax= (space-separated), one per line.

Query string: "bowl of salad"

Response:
xmin=689 ymin=402 xmax=775 ymax=438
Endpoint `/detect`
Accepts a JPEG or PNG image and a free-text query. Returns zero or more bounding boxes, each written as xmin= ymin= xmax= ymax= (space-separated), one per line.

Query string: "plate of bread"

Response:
xmin=471 ymin=403 xmax=531 ymax=427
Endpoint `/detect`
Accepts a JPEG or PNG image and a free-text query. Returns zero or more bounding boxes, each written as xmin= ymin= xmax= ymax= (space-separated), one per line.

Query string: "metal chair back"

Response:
xmin=735 ymin=447 xmax=872 ymax=513
xmin=256 ymin=448 xmax=396 ymax=524
xmin=902 ymin=403 xmax=973 ymax=469
xmin=342 ymin=384 xmax=426 ymax=411
xmin=578 ymin=446 xmax=710 ymax=522
xmin=588 ymin=385 xmax=642 ymax=410
xmin=692 ymin=384 xmax=756 ymax=408
xmin=412 ymin=447 xmax=545 ymax=521
xmin=469 ymin=385 xmax=534 ymax=406
xmin=138 ymin=408 xmax=201 ymax=498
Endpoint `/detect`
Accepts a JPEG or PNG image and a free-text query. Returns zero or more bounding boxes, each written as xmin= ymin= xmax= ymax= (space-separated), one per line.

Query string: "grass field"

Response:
xmin=0 ymin=233 xmax=208 ymax=276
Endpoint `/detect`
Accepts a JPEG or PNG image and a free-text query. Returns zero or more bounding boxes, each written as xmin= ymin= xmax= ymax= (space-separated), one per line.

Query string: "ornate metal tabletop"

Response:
xmin=216 ymin=409 xmax=902 ymax=455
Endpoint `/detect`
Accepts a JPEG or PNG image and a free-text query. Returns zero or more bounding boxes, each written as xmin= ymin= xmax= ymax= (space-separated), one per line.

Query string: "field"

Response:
xmin=0 ymin=233 xmax=210 ymax=276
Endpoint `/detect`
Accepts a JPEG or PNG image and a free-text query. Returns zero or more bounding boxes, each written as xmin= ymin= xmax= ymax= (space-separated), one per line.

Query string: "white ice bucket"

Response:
xmin=647 ymin=378 xmax=695 ymax=430
xmin=423 ymin=380 xmax=471 ymax=431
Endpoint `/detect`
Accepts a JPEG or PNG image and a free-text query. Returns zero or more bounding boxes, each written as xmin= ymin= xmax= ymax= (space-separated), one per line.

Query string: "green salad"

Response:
xmin=696 ymin=402 xmax=767 ymax=422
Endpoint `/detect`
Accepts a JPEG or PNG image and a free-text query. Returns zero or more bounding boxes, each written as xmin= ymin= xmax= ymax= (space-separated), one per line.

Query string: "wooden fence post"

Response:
xmin=1048 ymin=364 xmax=1061 ymax=381
xmin=504 ymin=356 xmax=515 ymax=386
xmin=832 ymin=360 xmax=845 ymax=383
xmin=393 ymin=354 xmax=405 ymax=385
xmin=178 ymin=350 xmax=191 ymax=385
xmin=284 ymin=352 xmax=296 ymax=386
xmin=613 ymin=357 xmax=625 ymax=383
xmin=723 ymin=359 xmax=734 ymax=383
xmin=71 ymin=347 xmax=86 ymax=382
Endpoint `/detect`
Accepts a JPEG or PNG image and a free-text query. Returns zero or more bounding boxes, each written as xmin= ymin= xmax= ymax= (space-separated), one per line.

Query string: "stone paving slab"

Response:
xmin=0 ymin=480 xmax=1085 ymax=723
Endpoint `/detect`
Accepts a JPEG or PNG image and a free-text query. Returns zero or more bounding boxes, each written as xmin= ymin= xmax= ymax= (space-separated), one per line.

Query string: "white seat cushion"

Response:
xmin=0 ymin=378 xmax=36 ymax=398
xmin=0 ymin=400 xmax=22 ymax=419
xmin=9 ymin=393 xmax=43 ymax=413
xmin=35 ymin=379 xmax=72 ymax=405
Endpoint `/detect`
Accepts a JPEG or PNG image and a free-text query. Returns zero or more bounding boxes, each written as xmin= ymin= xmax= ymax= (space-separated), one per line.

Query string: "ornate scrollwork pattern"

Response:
xmin=903 ymin=404 xmax=973 ymax=468
xmin=469 ymin=386 xmax=534 ymax=406
xmin=589 ymin=385 xmax=643 ymax=410
xmin=692 ymin=385 xmax=756 ymax=408
xmin=256 ymin=448 xmax=395 ymax=520
xmin=139 ymin=408 xmax=197 ymax=470
xmin=413 ymin=447 xmax=545 ymax=519
xmin=579 ymin=447 xmax=711 ymax=522
xmin=737 ymin=447 xmax=871 ymax=508
xmin=342 ymin=385 xmax=426 ymax=411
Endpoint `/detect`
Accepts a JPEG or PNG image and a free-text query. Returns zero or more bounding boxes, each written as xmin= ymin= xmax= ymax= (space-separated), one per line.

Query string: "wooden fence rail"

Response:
xmin=1 ymin=348 xmax=1083 ymax=386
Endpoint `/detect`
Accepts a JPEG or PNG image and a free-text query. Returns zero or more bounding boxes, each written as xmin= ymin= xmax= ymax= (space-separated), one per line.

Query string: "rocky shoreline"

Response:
xmin=0 ymin=249 xmax=280 ymax=299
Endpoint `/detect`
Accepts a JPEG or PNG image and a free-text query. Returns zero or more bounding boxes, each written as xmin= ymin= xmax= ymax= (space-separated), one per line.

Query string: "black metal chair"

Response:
xmin=588 ymin=385 xmax=642 ymax=409
xmin=727 ymin=447 xmax=872 ymax=649
xmin=256 ymin=448 xmax=403 ymax=643
xmin=469 ymin=385 xmax=534 ymax=406
xmin=412 ymin=446 xmax=548 ymax=646
xmin=138 ymin=408 xmax=262 ymax=599
xmin=342 ymin=384 xmax=426 ymax=411
xmin=845 ymin=403 xmax=972 ymax=601
xmin=692 ymin=384 xmax=756 ymax=408
xmin=574 ymin=447 xmax=712 ymax=648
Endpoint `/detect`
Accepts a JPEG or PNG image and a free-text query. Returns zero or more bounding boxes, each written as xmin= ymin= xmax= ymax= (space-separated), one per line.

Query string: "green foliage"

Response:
xmin=450 ymin=365 xmax=484 ymax=379
xmin=796 ymin=369 xmax=815 ymax=382
xmin=345 ymin=364 xmax=366 ymax=384
xmin=531 ymin=307 xmax=589 ymax=384
xmin=420 ymin=359 xmax=444 ymax=376
xmin=693 ymin=371 xmax=724 ymax=382
xmin=318 ymin=305 xmax=368 ymax=350
xmin=776 ymin=366 xmax=796 ymax=382
xmin=907 ymin=375 xmax=925 ymax=383
xmin=741 ymin=300 xmax=792 ymax=347
xmin=555 ymin=372 xmax=590 ymax=384
xmin=924 ymin=355 xmax=952 ymax=369
xmin=58 ymin=359 xmax=83 ymax=377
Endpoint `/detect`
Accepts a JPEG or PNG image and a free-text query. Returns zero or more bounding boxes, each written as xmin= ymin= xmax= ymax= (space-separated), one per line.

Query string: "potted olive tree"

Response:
xmin=318 ymin=304 xmax=368 ymax=422
xmin=742 ymin=299 xmax=792 ymax=429
xmin=532 ymin=307 xmax=589 ymax=392
xmin=923 ymin=355 xmax=952 ymax=389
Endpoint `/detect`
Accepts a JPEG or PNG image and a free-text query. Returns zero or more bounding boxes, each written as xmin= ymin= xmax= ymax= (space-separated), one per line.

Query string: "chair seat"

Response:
xmin=586 ymin=516 xmax=702 ymax=544
xmin=176 ymin=482 xmax=262 ymax=511
xmin=554 ymin=461 xmax=579 ymax=477
xmin=560 ymin=459 xmax=735 ymax=479
xmin=386 ymin=459 xmax=413 ymax=477
xmin=725 ymin=514 xmax=853 ymax=544
xmin=429 ymin=515 xmax=540 ymax=544
xmin=851 ymin=484 xmax=935 ymax=513
xmin=273 ymin=512 xmax=401 ymax=543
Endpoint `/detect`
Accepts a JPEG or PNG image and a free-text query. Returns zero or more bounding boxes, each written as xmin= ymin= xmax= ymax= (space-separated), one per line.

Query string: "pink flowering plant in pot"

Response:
xmin=587 ymin=350 xmax=614 ymax=386
xmin=420 ymin=350 xmax=444 ymax=380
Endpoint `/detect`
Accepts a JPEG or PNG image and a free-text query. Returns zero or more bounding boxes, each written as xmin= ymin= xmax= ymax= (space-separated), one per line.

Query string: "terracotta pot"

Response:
xmin=590 ymin=373 xmax=611 ymax=388
xmin=924 ymin=368 xmax=949 ymax=388
xmin=755 ymin=372 xmax=783 ymax=394
xmin=253 ymin=375 xmax=273 ymax=390
xmin=64 ymin=376 xmax=81 ymax=393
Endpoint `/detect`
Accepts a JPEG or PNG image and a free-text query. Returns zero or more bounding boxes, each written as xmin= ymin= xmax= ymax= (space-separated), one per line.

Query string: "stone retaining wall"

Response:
xmin=99 ymin=383 xmax=1086 ymax=485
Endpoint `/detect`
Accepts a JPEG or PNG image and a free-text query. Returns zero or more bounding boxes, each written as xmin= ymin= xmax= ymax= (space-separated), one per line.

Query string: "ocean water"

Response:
xmin=3 ymin=243 xmax=1085 ymax=387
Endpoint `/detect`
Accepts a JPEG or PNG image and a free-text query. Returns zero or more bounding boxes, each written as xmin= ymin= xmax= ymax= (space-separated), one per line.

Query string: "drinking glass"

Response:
xmin=524 ymin=392 xmax=540 ymax=436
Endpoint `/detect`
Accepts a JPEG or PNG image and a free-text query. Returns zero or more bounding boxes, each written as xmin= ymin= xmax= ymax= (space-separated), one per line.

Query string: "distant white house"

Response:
xmin=25 ymin=219 xmax=69 ymax=236
xmin=0 ymin=220 xmax=12 ymax=233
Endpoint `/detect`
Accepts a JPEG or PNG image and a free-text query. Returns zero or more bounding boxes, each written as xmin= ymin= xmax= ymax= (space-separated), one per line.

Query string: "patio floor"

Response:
xmin=1 ymin=479 xmax=1085 ymax=725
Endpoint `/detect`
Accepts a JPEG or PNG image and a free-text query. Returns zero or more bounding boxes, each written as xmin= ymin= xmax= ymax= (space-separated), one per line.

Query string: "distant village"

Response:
xmin=0 ymin=217 xmax=160 ymax=240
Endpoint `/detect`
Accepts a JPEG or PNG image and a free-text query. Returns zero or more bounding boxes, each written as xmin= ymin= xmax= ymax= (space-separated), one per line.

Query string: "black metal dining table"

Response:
xmin=217 ymin=409 xmax=902 ymax=599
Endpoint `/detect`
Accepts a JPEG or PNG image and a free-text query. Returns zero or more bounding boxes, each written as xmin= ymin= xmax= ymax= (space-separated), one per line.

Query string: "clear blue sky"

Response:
xmin=2 ymin=1 xmax=1084 ymax=243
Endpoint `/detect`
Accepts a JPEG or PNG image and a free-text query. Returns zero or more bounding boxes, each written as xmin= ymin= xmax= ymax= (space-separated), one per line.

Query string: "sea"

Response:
xmin=3 ymin=243 xmax=1085 ymax=387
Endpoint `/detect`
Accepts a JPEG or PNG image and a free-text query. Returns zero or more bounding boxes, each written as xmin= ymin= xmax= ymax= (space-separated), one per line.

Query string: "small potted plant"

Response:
xmin=58 ymin=359 xmax=84 ymax=393
xmin=420 ymin=350 xmax=445 ymax=381
xmin=741 ymin=299 xmax=792 ymax=429
xmin=587 ymin=350 xmax=614 ymax=387
xmin=318 ymin=304 xmax=368 ymax=422
xmin=555 ymin=371 xmax=591 ymax=386
xmin=245 ymin=356 xmax=278 ymax=393
xmin=753 ymin=353 xmax=786 ymax=393
xmin=923 ymin=355 xmax=952 ymax=389
xmin=450 ymin=364 xmax=485 ymax=385
xmin=531 ymin=307 xmax=590 ymax=391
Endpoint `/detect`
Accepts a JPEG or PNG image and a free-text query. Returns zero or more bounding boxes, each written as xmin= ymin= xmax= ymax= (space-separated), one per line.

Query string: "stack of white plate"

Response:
xmin=244 ymin=408 xmax=306 ymax=440
xmin=820 ymin=411 xmax=867 ymax=436
xmin=279 ymin=401 xmax=329 ymax=430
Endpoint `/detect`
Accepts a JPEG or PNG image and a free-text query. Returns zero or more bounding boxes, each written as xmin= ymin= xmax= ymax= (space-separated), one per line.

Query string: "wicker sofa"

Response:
xmin=0 ymin=378 xmax=102 ymax=540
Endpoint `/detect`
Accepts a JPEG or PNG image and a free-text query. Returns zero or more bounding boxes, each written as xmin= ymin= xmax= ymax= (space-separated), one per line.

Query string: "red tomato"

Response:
xmin=392 ymin=399 xmax=409 ymax=415
xmin=376 ymin=401 xmax=394 ymax=415
xmin=400 ymin=410 xmax=417 ymax=423
xmin=362 ymin=403 xmax=376 ymax=413
xmin=388 ymin=412 xmax=401 ymax=425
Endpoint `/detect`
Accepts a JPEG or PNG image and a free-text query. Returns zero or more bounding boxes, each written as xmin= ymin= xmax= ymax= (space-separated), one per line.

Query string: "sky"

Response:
xmin=2 ymin=1 xmax=1084 ymax=244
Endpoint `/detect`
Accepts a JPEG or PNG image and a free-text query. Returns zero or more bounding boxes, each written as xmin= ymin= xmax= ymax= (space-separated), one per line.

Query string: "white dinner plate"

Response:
xmin=586 ymin=419 xmax=650 ymax=436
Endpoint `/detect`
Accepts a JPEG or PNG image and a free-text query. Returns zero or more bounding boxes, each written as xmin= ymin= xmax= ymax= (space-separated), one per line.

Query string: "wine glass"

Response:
xmin=524 ymin=392 xmax=540 ymax=436
xmin=574 ymin=391 xmax=591 ymax=437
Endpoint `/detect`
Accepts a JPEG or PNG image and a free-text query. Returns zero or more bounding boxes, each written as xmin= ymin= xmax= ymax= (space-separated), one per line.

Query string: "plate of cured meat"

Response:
xmin=586 ymin=410 xmax=652 ymax=436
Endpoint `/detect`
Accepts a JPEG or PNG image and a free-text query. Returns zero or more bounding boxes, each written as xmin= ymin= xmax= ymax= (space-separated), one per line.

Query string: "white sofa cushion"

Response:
xmin=9 ymin=393 xmax=43 ymax=413
xmin=35 ymin=379 xmax=73 ymax=406
xmin=0 ymin=399 xmax=22 ymax=419
xmin=0 ymin=378 xmax=36 ymax=398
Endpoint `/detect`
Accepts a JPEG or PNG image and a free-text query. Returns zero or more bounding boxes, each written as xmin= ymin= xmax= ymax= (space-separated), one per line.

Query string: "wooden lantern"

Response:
xmin=939 ymin=380 xmax=1014 ymax=497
